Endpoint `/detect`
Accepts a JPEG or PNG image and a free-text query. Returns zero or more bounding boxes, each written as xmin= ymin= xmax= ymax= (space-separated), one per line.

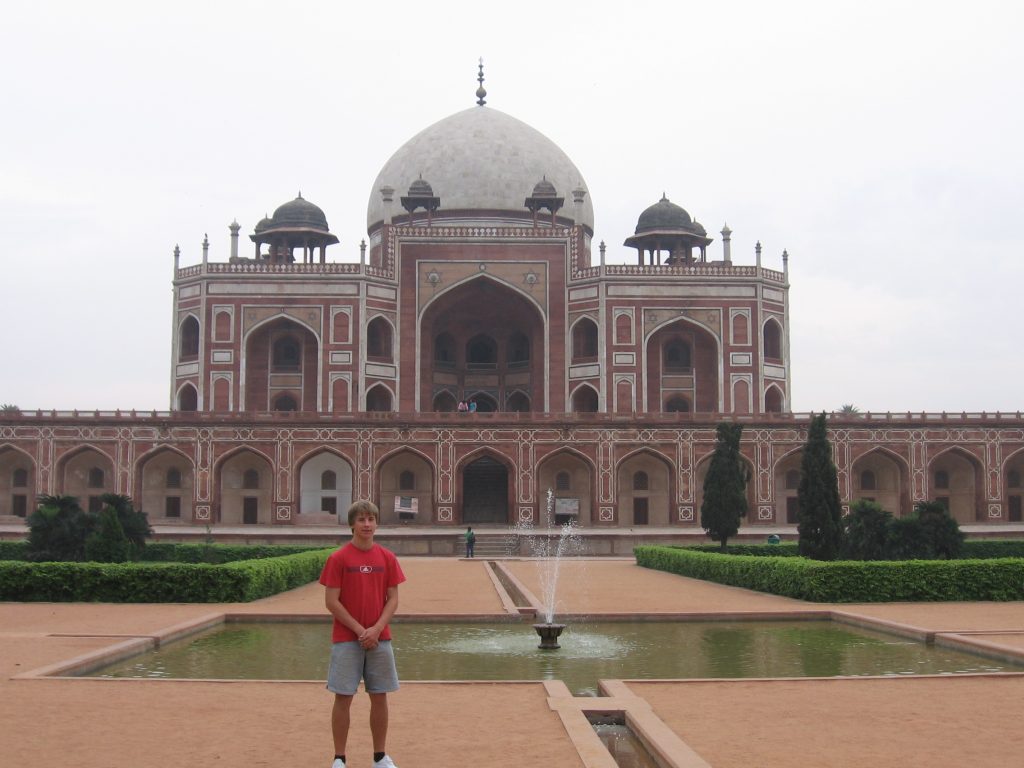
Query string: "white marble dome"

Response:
xmin=367 ymin=106 xmax=593 ymax=232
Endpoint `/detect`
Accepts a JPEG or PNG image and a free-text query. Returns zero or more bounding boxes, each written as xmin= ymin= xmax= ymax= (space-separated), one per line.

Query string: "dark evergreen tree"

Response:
xmin=700 ymin=422 xmax=749 ymax=550
xmin=98 ymin=493 xmax=152 ymax=557
xmin=913 ymin=501 xmax=964 ymax=559
xmin=84 ymin=506 xmax=131 ymax=563
xmin=797 ymin=413 xmax=843 ymax=560
xmin=26 ymin=495 xmax=96 ymax=561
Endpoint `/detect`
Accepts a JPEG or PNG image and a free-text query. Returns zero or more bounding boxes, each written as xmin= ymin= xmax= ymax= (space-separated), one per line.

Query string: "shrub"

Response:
xmin=635 ymin=545 xmax=1024 ymax=602
xmin=26 ymin=496 xmax=95 ymax=561
xmin=84 ymin=507 xmax=131 ymax=563
xmin=97 ymin=494 xmax=152 ymax=554
xmin=841 ymin=500 xmax=892 ymax=560
xmin=915 ymin=501 xmax=964 ymax=559
xmin=0 ymin=549 xmax=332 ymax=602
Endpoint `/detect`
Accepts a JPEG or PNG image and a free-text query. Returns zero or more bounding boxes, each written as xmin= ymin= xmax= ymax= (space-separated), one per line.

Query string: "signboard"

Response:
xmin=554 ymin=497 xmax=579 ymax=516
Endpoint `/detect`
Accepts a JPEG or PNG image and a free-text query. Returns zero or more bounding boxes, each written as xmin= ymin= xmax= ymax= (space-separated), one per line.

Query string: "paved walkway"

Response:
xmin=3 ymin=557 xmax=1024 ymax=767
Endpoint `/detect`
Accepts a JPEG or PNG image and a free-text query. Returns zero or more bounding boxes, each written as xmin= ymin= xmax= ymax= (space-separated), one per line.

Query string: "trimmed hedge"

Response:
xmin=0 ymin=541 xmax=326 ymax=564
xmin=683 ymin=540 xmax=1024 ymax=560
xmin=635 ymin=545 xmax=1024 ymax=602
xmin=0 ymin=541 xmax=28 ymax=561
xmin=0 ymin=549 xmax=332 ymax=603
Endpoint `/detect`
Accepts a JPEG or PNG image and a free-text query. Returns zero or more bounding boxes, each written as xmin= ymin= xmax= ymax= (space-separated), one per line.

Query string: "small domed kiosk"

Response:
xmin=249 ymin=193 xmax=339 ymax=264
xmin=624 ymin=194 xmax=712 ymax=265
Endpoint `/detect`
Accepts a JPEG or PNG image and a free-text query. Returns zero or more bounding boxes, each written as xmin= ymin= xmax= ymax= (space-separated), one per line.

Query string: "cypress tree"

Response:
xmin=797 ymin=412 xmax=844 ymax=560
xmin=701 ymin=422 xmax=749 ymax=550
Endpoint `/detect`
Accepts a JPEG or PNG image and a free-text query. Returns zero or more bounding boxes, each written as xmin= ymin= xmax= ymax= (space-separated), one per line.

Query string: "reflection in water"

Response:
xmin=90 ymin=620 xmax=1016 ymax=696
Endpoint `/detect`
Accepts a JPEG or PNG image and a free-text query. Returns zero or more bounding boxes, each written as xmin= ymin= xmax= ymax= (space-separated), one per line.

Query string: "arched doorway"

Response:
xmin=646 ymin=318 xmax=719 ymax=413
xmin=462 ymin=455 xmax=509 ymax=524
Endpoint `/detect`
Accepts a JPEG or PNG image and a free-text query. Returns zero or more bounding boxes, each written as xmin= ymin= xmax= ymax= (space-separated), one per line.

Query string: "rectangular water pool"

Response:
xmin=86 ymin=620 xmax=1022 ymax=696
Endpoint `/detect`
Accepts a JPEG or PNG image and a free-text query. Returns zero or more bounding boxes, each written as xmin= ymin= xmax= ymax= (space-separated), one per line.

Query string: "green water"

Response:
xmin=89 ymin=620 xmax=1019 ymax=696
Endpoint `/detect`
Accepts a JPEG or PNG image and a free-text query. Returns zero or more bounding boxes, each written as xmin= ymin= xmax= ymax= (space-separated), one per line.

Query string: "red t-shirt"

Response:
xmin=319 ymin=543 xmax=406 ymax=643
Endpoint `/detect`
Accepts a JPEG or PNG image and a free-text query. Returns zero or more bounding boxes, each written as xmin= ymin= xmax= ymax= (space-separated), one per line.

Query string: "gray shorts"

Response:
xmin=327 ymin=640 xmax=399 ymax=695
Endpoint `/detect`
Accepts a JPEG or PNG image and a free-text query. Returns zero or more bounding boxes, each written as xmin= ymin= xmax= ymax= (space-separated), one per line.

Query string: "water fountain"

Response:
xmin=518 ymin=488 xmax=582 ymax=649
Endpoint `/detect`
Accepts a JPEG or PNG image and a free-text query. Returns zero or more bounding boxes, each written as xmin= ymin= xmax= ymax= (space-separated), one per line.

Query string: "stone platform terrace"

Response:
xmin=3 ymin=558 xmax=1024 ymax=767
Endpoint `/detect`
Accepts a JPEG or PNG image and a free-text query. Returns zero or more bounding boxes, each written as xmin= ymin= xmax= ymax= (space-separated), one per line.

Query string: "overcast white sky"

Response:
xmin=2 ymin=1 xmax=1022 ymax=414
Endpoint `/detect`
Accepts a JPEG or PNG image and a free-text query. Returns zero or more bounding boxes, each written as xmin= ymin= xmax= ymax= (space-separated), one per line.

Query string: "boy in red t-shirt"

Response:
xmin=320 ymin=500 xmax=406 ymax=768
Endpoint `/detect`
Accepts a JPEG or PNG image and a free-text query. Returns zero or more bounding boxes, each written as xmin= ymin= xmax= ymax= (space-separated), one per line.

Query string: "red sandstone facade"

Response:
xmin=2 ymin=100 xmax=1023 ymax=532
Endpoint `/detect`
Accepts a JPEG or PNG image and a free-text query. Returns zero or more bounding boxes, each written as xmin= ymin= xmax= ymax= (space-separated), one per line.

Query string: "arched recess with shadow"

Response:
xmin=763 ymin=317 xmax=783 ymax=362
xmin=432 ymin=390 xmax=458 ymax=412
xmin=136 ymin=447 xmax=195 ymax=522
xmin=377 ymin=448 xmax=435 ymax=525
xmin=215 ymin=448 xmax=273 ymax=525
xmin=177 ymin=382 xmax=199 ymax=412
xmin=773 ymin=449 xmax=803 ymax=524
xmin=366 ymin=383 xmax=394 ymax=412
xmin=537 ymin=448 xmax=595 ymax=526
xmin=645 ymin=317 xmax=719 ymax=413
xmin=56 ymin=446 xmax=115 ymax=513
xmin=571 ymin=383 xmax=599 ymax=413
xmin=571 ymin=316 xmax=598 ymax=363
xmin=0 ymin=446 xmax=36 ymax=518
xmin=850 ymin=448 xmax=910 ymax=518
xmin=179 ymin=315 xmax=200 ymax=361
xmin=367 ymin=316 xmax=395 ymax=362
xmin=457 ymin=449 xmax=514 ymax=525
xmin=1003 ymin=448 xmax=1024 ymax=522
xmin=693 ymin=451 xmax=756 ymax=527
xmin=419 ymin=274 xmax=545 ymax=413
xmin=244 ymin=316 xmax=319 ymax=411
xmin=928 ymin=447 xmax=984 ymax=523
xmin=296 ymin=449 xmax=353 ymax=521
xmin=764 ymin=384 xmax=785 ymax=413
xmin=616 ymin=449 xmax=673 ymax=526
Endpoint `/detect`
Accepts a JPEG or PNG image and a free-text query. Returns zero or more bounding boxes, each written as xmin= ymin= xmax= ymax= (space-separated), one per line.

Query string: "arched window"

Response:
xmin=434 ymin=333 xmax=456 ymax=368
xmin=572 ymin=318 xmax=598 ymax=362
xmin=399 ymin=471 xmax=415 ymax=491
xmin=178 ymin=384 xmax=198 ymax=412
xmin=243 ymin=469 xmax=260 ymax=489
xmin=272 ymin=336 xmax=301 ymax=372
xmin=508 ymin=332 xmax=530 ymax=367
xmin=321 ymin=470 xmax=337 ymax=490
xmin=179 ymin=316 xmax=200 ymax=361
xmin=273 ymin=393 xmax=298 ymax=412
xmin=934 ymin=469 xmax=950 ymax=489
xmin=555 ymin=471 xmax=571 ymax=491
xmin=366 ymin=386 xmax=392 ymax=412
xmin=466 ymin=335 xmax=497 ymax=369
xmin=765 ymin=386 xmax=784 ymax=413
xmin=87 ymin=467 xmax=104 ymax=489
xmin=860 ymin=470 xmax=876 ymax=491
xmin=332 ymin=310 xmax=350 ymax=343
xmin=432 ymin=391 xmax=457 ymax=412
xmin=665 ymin=396 xmax=690 ymax=413
xmin=166 ymin=468 xmax=182 ymax=489
xmin=12 ymin=468 xmax=28 ymax=488
xmin=663 ymin=340 xmax=691 ymax=371
xmin=785 ymin=469 xmax=800 ymax=490
xmin=763 ymin=319 xmax=783 ymax=360
xmin=633 ymin=471 xmax=649 ymax=491
xmin=367 ymin=318 xmax=393 ymax=360
xmin=214 ymin=311 xmax=231 ymax=341
xmin=506 ymin=392 xmax=530 ymax=412
xmin=571 ymin=386 xmax=599 ymax=413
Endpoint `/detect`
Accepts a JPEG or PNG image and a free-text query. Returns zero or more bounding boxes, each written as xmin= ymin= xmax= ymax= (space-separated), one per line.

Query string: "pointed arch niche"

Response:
xmin=297 ymin=451 xmax=353 ymax=522
xmin=378 ymin=450 xmax=434 ymax=525
xmin=217 ymin=449 xmax=273 ymax=525
xmin=419 ymin=275 xmax=545 ymax=413
xmin=138 ymin=448 xmax=195 ymax=522
xmin=244 ymin=316 xmax=319 ymax=412
xmin=0 ymin=447 xmax=35 ymax=518
xmin=616 ymin=450 xmax=673 ymax=526
xmin=646 ymin=317 xmax=719 ymax=413
xmin=537 ymin=450 xmax=594 ymax=526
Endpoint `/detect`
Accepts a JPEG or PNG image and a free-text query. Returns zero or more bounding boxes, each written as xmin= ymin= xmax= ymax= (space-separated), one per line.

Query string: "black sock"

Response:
xmin=374 ymin=752 xmax=386 ymax=762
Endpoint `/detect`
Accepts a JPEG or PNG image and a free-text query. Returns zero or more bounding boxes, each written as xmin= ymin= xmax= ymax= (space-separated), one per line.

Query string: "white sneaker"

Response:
xmin=331 ymin=759 xmax=345 ymax=768
xmin=373 ymin=756 xmax=398 ymax=768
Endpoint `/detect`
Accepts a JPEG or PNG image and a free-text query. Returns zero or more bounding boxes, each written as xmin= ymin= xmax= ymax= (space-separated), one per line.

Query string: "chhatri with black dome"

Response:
xmin=247 ymin=193 xmax=339 ymax=265
xmin=624 ymin=194 xmax=713 ymax=266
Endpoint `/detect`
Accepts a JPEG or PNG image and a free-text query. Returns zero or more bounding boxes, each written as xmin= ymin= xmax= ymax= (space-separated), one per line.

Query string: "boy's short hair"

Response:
xmin=347 ymin=499 xmax=380 ymax=527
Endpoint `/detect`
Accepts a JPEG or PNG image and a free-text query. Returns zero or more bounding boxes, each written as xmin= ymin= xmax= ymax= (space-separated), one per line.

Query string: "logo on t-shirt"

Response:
xmin=347 ymin=565 xmax=385 ymax=574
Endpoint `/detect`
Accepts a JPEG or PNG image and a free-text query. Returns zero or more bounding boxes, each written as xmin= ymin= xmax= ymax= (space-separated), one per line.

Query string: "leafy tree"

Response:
xmin=97 ymin=493 xmax=152 ymax=556
xmin=700 ymin=422 xmax=749 ymax=550
xmin=797 ymin=413 xmax=844 ymax=560
xmin=1 ymin=403 xmax=21 ymax=413
xmin=26 ymin=495 xmax=96 ymax=561
xmin=840 ymin=499 xmax=892 ymax=560
xmin=84 ymin=507 xmax=131 ymax=562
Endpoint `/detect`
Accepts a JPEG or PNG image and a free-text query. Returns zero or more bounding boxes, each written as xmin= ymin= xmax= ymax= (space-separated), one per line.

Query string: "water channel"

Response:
xmin=87 ymin=619 xmax=1019 ymax=696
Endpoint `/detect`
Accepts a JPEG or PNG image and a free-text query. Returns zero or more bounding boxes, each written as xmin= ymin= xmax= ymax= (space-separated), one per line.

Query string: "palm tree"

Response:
xmin=838 ymin=404 xmax=861 ymax=416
